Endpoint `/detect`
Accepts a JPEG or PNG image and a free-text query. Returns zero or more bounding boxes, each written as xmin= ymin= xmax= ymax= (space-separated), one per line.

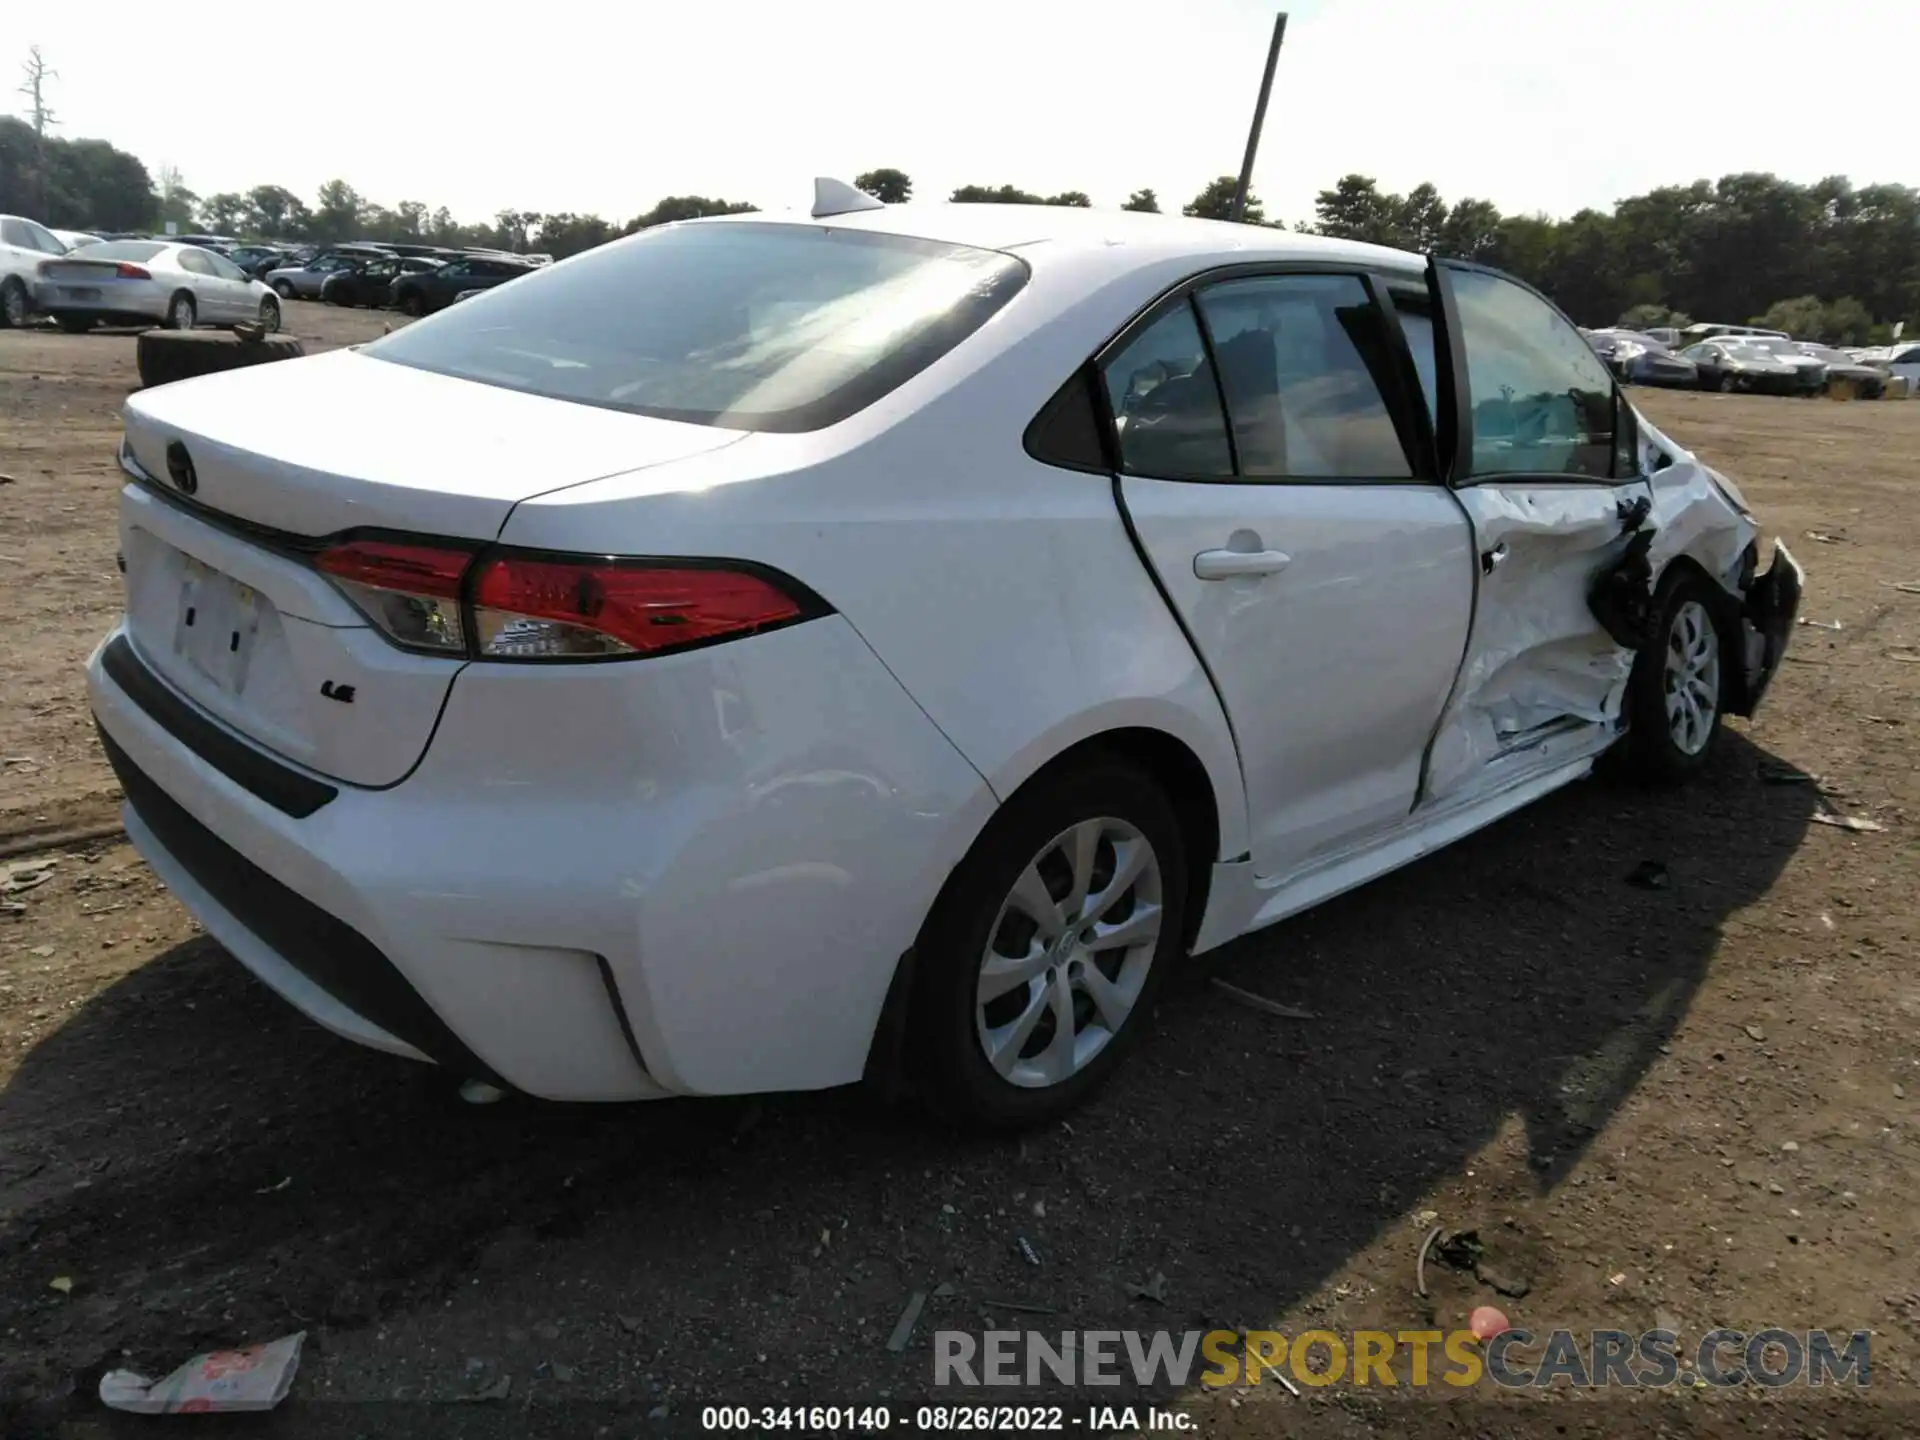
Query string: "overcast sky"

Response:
xmin=18 ymin=0 xmax=1920 ymax=226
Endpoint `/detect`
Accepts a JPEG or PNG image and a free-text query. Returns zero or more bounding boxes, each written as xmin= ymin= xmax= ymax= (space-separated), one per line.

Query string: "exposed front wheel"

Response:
xmin=259 ymin=295 xmax=281 ymax=333
xmin=1718 ymin=373 xmax=1737 ymax=393
xmin=399 ymin=290 xmax=425 ymax=317
xmin=908 ymin=757 xmax=1188 ymax=1130
xmin=1622 ymin=573 xmax=1726 ymax=784
xmin=0 ymin=277 xmax=28 ymax=328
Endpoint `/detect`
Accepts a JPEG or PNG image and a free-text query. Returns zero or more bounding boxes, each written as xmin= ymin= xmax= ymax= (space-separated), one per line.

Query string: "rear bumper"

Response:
xmin=33 ymin=280 xmax=168 ymax=321
xmin=87 ymin=617 xmax=993 ymax=1101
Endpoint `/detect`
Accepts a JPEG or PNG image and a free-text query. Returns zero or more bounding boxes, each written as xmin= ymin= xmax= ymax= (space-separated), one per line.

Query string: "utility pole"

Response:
xmin=17 ymin=47 xmax=59 ymax=219
xmin=1229 ymin=14 xmax=1287 ymax=225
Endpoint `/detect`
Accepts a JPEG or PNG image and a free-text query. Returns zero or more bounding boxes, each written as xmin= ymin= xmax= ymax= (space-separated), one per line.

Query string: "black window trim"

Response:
xmin=1027 ymin=258 xmax=1444 ymax=488
xmin=1431 ymin=256 xmax=1637 ymax=490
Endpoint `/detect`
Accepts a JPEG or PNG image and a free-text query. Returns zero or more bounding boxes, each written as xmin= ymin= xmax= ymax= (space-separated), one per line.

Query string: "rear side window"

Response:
xmin=1195 ymin=274 xmax=1412 ymax=479
xmin=178 ymin=249 xmax=213 ymax=275
xmin=71 ymin=240 xmax=165 ymax=262
xmin=1099 ymin=304 xmax=1234 ymax=479
xmin=365 ymin=222 xmax=1031 ymax=433
xmin=1449 ymin=267 xmax=1615 ymax=479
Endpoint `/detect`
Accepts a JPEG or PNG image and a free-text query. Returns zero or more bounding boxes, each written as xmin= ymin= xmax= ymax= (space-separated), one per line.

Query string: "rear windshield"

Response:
xmin=362 ymin=222 xmax=1030 ymax=432
xmin=71 ymin=241 xmax=165 ymax=262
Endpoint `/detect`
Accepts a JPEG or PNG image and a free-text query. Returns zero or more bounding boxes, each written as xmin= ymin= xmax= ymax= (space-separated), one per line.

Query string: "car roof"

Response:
xmin=689 ymin=202 xmax=1428 ymax=278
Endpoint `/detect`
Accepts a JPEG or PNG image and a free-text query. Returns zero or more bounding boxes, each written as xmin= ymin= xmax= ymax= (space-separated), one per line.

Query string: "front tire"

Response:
xmin=1622 ymin=572 xmax=1727 ymax=784
xmin=272 ymin=279 xmax=295 ymax=299
xmin=398 ymin=289 xmax=426 ymax=317
xmin=908 ymin=757 xmax=1188 ymax=1130
xmin=0 ymin=277 xmax=28 ymax=328
xmin=258 ymin=295 xmax=281 ymax=333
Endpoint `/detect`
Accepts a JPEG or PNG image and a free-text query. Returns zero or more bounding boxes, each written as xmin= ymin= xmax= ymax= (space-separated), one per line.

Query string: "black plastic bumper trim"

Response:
xmin=96 ymin=723 xmax=507 ymax=1088
xmin=102 ymin=634 xmax=337 ymax=819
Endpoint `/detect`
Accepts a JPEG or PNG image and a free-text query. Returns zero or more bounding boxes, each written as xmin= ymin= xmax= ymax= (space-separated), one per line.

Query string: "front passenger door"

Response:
xmin=1418 ymin=261 xmax=1650 ymax=804
xmin=1109 ymin=270 xmax=1476 ymax=883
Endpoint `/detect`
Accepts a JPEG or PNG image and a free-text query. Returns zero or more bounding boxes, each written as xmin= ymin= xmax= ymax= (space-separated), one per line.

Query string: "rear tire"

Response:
xmin=164 ymin=292 xmax=196 ymax=331
xmin=907 ymin=756 xmax=1188 ymax=1131
xmin=1621 ymin=570 xmax=1728 ymax=785
xmin=0 ymin=277 xmax=28 ymax=329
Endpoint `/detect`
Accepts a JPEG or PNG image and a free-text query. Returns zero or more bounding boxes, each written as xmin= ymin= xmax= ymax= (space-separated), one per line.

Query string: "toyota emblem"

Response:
xmin=164 ymin=441 xmax=198 ymax=496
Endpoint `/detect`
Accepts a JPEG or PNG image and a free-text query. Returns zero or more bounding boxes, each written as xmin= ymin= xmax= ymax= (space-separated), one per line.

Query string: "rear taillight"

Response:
xmin=472 ymin=556 xmax=808 ymax=660
xmin=316 ymin=540 xmax=472 ymax=654
xmin=115 ymin=263 xmax=151 ymax=280
xmin=313 ymin=541 xmax=819 ymax=661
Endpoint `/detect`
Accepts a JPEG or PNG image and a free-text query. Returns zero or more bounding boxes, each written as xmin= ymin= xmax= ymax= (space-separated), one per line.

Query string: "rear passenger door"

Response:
xmin=1417 ymin=260 xmax=1650 ymax=805
xmin=1107 ymin=268 xmax=1476 ymax=882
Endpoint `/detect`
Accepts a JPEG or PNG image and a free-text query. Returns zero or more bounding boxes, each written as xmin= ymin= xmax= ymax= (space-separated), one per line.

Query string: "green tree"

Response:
xmin=1753 ymin=295 xmax=1827 ymax=338
xmin=1310 ymin=174 xmax=1395 ymax=243
xmin=854 ymin=168 xmax=911 ymax=204
xmin=199 ymin=192 xmax=248 ymax=235
xmin=1820 ymin=296 xmax=1873 ymax=343
xmin=245 ymin=184 xmax=309 ymax=238
xmin=950 ymin=183 xmax=1044 ymax=204
xmin=1436 ymin=197 xmax=1504 ymax=261
xmin=1184 ymin=175 xmax=1263 ymax=224
xmin=1122 ymin=188 xmax=1160 ymax=213
xmin=622 ymin=195 xmax=757 ymax=232
xmin=1394 ymin=182 xmax=1449 ymax=251
xmin=309 ymin=179 xmax=365 ymax=242
xmin=534 ymin=212 xmax=615 ymax=258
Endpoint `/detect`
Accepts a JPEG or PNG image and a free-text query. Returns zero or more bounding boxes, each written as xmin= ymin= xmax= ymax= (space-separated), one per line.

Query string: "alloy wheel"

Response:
xmin=975 ymin=817 xmax=1163 ymax=1089
xmin=1663 ymin=599 xmax=1720 ymax=756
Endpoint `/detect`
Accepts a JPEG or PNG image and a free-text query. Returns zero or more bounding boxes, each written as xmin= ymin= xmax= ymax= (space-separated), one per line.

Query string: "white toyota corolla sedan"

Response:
xmin=86 ymin=182 xmax=1802 ymax=1127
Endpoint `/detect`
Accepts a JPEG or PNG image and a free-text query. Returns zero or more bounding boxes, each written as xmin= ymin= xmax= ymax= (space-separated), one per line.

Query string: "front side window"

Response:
xmin=1195 ymin=274 xmax=1413 ymax=479
xmin=366 ymin=222 xmax=1031 ymax=433
xmin=1099 ymin=303 xmax=1233 ymax=479
xmin=1450 ymin=267 xmax=1615 ymax=479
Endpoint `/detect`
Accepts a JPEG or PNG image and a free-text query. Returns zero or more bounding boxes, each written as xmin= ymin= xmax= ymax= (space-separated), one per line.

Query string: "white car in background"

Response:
xmin=35 ymin=239 xmax=282 ymax=334
xmin=0 ymin=212 xmax=71 ymax=326
xmin=53 ymin=228 xmax=102 ymax=250
xmin=86 ymin=183 xmax=1801 ymax=1127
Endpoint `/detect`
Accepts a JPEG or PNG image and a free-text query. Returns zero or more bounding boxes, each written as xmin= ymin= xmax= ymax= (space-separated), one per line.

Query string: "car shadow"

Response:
xmin=0 ymin=729 xmax=1817 ymax=1432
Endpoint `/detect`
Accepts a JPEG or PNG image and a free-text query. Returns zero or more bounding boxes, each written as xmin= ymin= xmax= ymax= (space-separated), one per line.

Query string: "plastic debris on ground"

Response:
xmin=1469 ymin=1306 xmax=1511 ymax=1341
xmin=99 ymin=1332 xmax=305 ymax=1414
xmin=1016 ymin=1236 xmax=1041 ymax=1267
xmin=1811 ymin=812 xmax=1886 ymax=833
xmin=1130 ymin=1271 xmax=1170 ymax=1303
xmin=885 ymin=1291 xmax=926 ymax=1353
xmin=1210 ymin=978 xmax=1316 ymax=1021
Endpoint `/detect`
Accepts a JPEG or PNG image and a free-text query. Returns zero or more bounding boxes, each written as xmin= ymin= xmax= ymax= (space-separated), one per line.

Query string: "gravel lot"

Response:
xmin=3 ymin=305 xmax=1918 ymax=1437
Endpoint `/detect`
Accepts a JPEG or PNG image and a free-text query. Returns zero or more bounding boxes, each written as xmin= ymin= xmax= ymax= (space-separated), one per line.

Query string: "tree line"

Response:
xmin=3 ymin=115 xmax=1913 ymax=342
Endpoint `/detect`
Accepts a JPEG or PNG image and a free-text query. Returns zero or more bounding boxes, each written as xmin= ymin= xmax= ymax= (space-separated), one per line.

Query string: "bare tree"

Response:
xmin=16 ymin=46 xmax=58 ymax=216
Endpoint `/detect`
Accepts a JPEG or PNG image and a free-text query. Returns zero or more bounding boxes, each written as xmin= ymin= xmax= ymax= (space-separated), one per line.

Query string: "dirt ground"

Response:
xmin=3 ymin=305 xmax=1919 ymax=1438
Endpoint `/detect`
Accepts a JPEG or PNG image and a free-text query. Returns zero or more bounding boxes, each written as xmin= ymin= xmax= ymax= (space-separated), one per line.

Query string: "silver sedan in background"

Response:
xmin=33 ymin=240 xmax=282 ymax=334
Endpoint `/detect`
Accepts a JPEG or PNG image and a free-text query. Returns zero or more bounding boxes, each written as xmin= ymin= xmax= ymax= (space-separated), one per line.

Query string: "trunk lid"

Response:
xmin=117 ymin=350 xmax=743 ymax=787
xmin=123 ymin=346 xmax=742 ymax=539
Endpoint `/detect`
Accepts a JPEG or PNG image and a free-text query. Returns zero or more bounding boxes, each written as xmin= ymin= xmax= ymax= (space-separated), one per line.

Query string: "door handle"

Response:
xmin=1193 ymin=548 xmax=1291 ymax=581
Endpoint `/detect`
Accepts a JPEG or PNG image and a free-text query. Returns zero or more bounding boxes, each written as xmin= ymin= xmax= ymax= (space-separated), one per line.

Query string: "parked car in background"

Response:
xmin=320 ymin=255 xmax=444 ymax=308
xmin=1788 ymin=343 xmax=1887 ymax=398
xmin=53 ymin=229 xmax=101 ymax=251
xmin=1642 ymin=326 xmax=1680 ymax=346
xmin=1583 ymin=329 xmax=1698 ymax=388
xmin=1680 ymin=340 xmax=1817 ymax=394
xmin=1876 ymin=342 xmax=1920 ymax=394
xmin=35 ymin=240 xmax=281 ymax=333
xmin=265 ymin=245 xmax=393 ymax=299
xmin=87 ymin=197 xmax=1801 ymax=1125
xmin=1732 ymin=337 xmax=1836 ymax=392
xmin=1 ymin=213 xmax=71 ymax=326
xmin=229 ymin=245 xmax=294 ymax=278
xmin=1679 ymin=322 xmax=1791 ymax=345
xmin=161 ymin=233 xmax=241 ymax=254
xmin=390 ymin=254 xmax=534 ymax=315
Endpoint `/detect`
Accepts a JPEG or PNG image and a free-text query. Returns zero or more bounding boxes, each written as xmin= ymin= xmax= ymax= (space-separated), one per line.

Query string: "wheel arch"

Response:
xmin=861 ymin=718 xmax=1230 ymax=1100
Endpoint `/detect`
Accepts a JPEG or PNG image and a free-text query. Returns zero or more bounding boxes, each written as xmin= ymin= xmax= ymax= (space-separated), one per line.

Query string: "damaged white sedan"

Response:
xmin=88 ymin=190 xmax=1801 ymax=1129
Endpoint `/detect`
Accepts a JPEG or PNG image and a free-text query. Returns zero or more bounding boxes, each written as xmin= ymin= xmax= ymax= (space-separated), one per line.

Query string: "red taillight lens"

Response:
xmin=115 ymin=263 xmax=151 ymax=280
xmin=317 ymin=540 xmax=473 ymax=654
xmin=471 ymin=557 xmax=808 ymax=660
